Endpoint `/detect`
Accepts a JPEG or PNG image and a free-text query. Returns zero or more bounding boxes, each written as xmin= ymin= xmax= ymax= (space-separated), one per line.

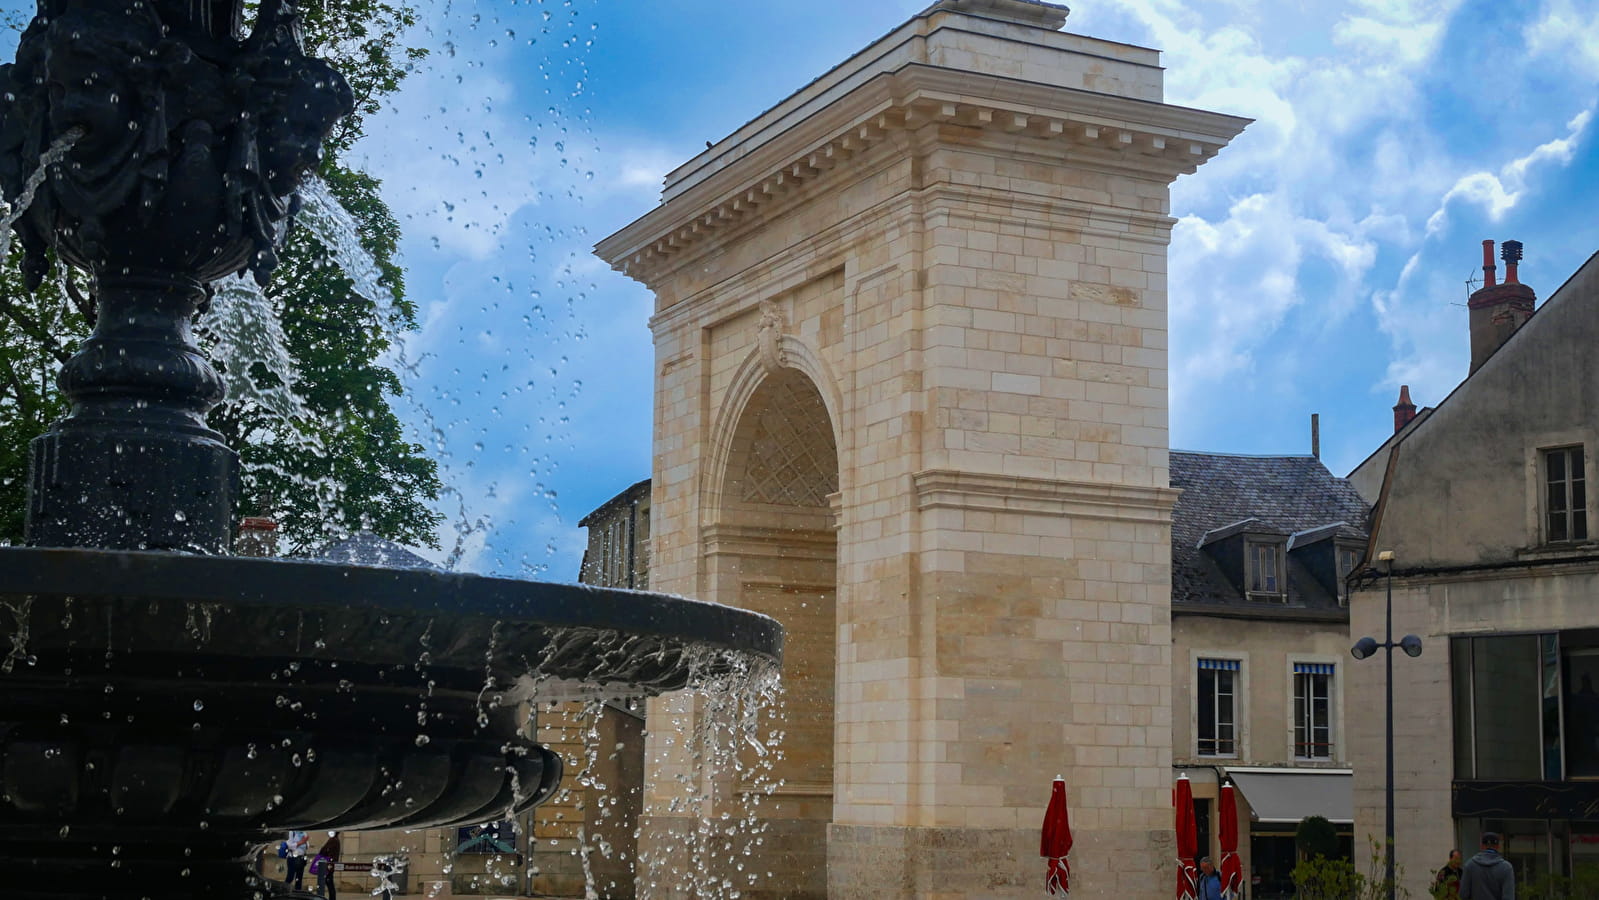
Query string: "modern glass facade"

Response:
xmin=1452 ymin=630 xmax=1599 ymax=888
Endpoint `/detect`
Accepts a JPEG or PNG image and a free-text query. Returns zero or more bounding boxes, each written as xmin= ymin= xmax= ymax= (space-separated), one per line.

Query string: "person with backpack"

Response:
xmin=1459 ymin=833 xmax=1515 ymax=900
xmin=313 ymin=832 xmax=341 ymax=899
xmin=284 ymin=830 xmax=310 ymax=892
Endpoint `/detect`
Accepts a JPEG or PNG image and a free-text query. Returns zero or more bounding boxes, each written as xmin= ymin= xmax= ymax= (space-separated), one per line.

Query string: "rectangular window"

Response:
xmin=1248 ymin=541 xmax=1283 ymax=596
xmin=1545 ymin=446 xmax=1588 ymax=543
xmin=1451 ymin=634 xmax=1542 ymax=780
xmin=1294 ymin=663 xmax=1334 ymax=759
xmin=1197 ymin=658 xmax=1239 ymax=756
xmin=1337 ymin=548 xmax=1361 ymax=604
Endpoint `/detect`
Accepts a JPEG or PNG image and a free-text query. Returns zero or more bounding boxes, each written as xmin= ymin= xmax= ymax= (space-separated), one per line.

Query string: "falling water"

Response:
xmin=292 ymin=175 xmax=490 ymax=568
xmin=199 ymin=277 xmax=316 ymax=437
xmin=0 ymin=595 xmax=33 ymax=674
xmin=295 ymin=178 xmax=400 ymax=323
xmin=0 ymin=129 xmax=83 ymax=260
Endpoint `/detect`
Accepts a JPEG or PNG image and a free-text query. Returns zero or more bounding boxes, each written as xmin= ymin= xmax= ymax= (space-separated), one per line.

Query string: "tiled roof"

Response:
xmin=312 ymin=532 xmax=441 ymax=571
xmin=1171 ymin=452 xmax=1371 ymax=608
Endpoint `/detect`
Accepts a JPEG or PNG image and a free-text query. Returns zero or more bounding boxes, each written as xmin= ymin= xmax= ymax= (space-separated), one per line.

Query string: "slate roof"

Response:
xmin=312 ymin=532 xmax=441 ymax=571
xmin=1170 ymin=452 xmax=1371 ymax=610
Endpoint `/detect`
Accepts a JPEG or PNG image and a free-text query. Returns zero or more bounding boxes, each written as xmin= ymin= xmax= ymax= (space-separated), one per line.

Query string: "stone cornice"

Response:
xmin=595 ymin=62 xmax=1249 ymax=286
xmin=912 ymin=468 xmax=1179 ymax=524
xmin=701 ymin=522 xmax=837 ymax=561
xmin=644 ymin=178 xmax=1179 ymax=336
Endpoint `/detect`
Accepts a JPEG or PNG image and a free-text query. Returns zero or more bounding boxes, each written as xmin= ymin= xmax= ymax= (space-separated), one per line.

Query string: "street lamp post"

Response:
xmin=1351 ymin=550 xmax=1423 ymax=900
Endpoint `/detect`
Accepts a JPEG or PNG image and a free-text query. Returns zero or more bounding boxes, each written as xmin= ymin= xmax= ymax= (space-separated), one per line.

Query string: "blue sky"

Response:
xmin=6 ymin=0 xmax=1599 ymax=580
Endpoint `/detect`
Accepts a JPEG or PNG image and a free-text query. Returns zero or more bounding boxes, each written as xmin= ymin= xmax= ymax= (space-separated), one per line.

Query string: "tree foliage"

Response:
xmin=0 ymin=2 xmax=440 ymax=551
xmin=1296 ymin=815 xmax=1341 ymax=862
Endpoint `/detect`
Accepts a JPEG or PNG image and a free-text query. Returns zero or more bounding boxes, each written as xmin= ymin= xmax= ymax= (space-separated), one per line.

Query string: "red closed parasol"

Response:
xmin=1218 ymin=781 xmax=1243 ymax=899
xmin=1175 ymin=774 xmax=1198 ymax=900
xmin=1041 ymin=776 xmax=1073 ymax=895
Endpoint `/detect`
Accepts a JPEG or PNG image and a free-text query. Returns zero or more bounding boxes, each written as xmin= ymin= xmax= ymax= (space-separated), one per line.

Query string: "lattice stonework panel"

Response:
xmin=741 ymin=376 xmax=838 ymax=507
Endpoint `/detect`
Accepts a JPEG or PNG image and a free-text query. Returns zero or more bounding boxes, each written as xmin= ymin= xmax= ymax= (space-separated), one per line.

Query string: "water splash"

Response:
xmin=370 ymin=854 xmax=406 ymax=897
xmin=0 ymin=595 xmax=33 ymax=674
xmin=295 ymin=178 xmax=400 ymax=323
xmin=0 ymin=128 xmax=83 ymax=260
xmin=520 ymin=643 xmax=784 ymax=900
xmin=198 ymin=277 xmax=316 ymax=436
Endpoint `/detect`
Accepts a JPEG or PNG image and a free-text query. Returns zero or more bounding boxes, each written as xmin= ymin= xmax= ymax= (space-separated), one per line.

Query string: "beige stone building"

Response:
xmin=1168 ymin=451 xmax=1369 ymax=898
xmin=594 ymin=0 xmax=1247 ymax=896
xmin=523 ymin=480 xmax=652 ymax=899
xmin=1348 ymin=241 xmax=1599 ymax=897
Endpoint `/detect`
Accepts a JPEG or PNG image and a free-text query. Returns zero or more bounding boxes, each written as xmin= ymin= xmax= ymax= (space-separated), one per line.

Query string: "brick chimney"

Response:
xmin=1468 ymin=239 xmax=1536 ymax=374
xmin=1393 ymin=385 xmax=1417 ymax=433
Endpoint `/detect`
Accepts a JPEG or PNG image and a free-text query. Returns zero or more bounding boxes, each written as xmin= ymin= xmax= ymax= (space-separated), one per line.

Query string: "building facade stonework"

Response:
xmin=1348 ymin=245 xmax=1599 ymax=897
xmin=596 ymin=1 xmax=1247 ymax=896
xmin=1168 ymin=452 xmax=1370 ymax=896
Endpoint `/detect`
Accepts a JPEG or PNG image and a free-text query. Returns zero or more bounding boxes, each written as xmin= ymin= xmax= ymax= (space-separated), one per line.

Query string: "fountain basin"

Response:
xmin=0 ymin=547 xmax=782 ymax=898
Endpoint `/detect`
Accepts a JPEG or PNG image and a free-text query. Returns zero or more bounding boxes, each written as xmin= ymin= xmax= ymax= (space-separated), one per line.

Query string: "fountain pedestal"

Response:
xmin=0 ymin=2 xmax=786 ymax=899
xmin=28 ymin=274 xmax=237 ymax=553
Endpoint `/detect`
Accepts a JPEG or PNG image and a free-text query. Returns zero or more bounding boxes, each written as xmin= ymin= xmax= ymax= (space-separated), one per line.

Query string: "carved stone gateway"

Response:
xmin=597 ymin=1 xmax=1248 ymax=896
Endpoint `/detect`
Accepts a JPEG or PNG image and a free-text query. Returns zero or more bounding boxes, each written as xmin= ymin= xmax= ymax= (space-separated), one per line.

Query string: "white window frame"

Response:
xmin=1286 ymin=654 xmax=1343 ymax=765
xmin=1194 ymin=653 xmax=1245 ymax=759
xmin=1543 ymin=445 xmax=1588 ymax=544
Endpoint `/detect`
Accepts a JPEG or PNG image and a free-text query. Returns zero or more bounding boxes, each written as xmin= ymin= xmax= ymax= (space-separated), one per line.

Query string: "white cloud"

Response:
xmin=1525 ymin=0 xmax=1599 ymax=82
xmin=1170 ymin=193 xmax=1376 ymax=395
xmin=1425 ymin=107 xmax=1592 ymax=234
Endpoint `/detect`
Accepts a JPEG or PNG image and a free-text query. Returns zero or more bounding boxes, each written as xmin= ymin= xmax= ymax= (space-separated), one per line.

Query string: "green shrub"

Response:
xmin=1519 ymin=868 xmax=1599 ymax=900
xmin=1294 ymin=837 xmax=1408 ymax=900
xmin=1297 ymin=815 xmax=1341 ymax=862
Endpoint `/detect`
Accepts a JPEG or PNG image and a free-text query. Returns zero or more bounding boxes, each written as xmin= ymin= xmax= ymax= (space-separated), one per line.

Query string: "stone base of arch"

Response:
xmin=828 ymin=825 xmax=1170 ymax=899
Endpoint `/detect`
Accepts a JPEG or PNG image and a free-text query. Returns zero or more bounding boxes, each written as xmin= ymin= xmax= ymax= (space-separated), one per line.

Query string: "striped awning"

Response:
xmin=1199 ymin=658 xmax=1241 ymax=671
xmin=1294 ymin=662 xmax=1334 ymax=675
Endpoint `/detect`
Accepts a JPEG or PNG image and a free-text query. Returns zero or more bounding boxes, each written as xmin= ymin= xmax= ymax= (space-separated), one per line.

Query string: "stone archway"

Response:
xmin=600 ymin=3 xmax=1247 ymax=896
xmin=703 ymin=365 xmax=839 ymax=899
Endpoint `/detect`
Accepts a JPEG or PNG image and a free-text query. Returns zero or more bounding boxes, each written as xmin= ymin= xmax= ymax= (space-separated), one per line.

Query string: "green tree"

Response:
xmin=1297 ymin=814 xmax=1342 ymax=862
xmin=0 ymin=2 xmax=440 ymax=551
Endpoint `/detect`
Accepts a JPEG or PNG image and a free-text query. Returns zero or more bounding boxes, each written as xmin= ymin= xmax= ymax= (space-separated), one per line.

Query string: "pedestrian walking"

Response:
xmin=1459 ymin=833 xmax=1515 ymax=900
xmin=1434 ymin=849 xmax=1463 ymax=900
xmin=314 ymin=832 xmax=341 ymax=900
xmin=284 ymin=830 xmax=310 ymax=892
xmin=1197 ymin=856 xmax=1224 ymax=900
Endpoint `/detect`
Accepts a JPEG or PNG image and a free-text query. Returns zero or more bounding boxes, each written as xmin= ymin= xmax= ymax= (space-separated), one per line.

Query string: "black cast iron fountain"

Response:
xmin=0 ymin=3 xmax=782 ymax=898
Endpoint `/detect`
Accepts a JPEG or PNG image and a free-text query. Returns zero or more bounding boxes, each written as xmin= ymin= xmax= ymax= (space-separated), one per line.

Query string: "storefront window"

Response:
xmin=1453 ymin=638 xmax=1475 ymax=778
xmin=1545 ymin=634 xmax=1565 ymax=781
xmin=1466 ymin=635 xmax=1542 ymax=779
xmin=1564 ymin=642 xmax=1599 ymax=778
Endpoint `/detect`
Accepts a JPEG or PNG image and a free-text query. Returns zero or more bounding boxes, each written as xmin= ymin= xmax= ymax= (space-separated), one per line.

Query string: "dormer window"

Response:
xmin=1336 ymin=546 xmax=1361 ymax=604
xmin=1247 ymin=540 xmax=1284 ymax=598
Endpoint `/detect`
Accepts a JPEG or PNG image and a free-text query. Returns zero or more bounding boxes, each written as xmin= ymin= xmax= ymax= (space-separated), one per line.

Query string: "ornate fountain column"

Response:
xmin=0 ymin=0 xmax=353 ymax=553
xmin=597 ymin=2 xmax=1249 ymax=896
